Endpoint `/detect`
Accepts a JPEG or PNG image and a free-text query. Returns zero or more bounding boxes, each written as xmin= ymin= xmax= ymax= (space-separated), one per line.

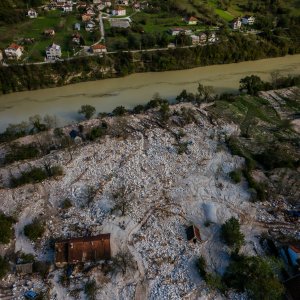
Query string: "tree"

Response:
xmin=197 ymin=83 xmax=215 ymax=102
xmin=239 ymin=75 xmax=264 ymax=96
xmin=223 ymin=255 xmax=284 ymax=300
xmin=112 ymin=186 xmax=130 ymax=216
xmin=159 ymin=102 xmax=170 ymax=123
xmin=78 ymin=105 xmax=96 ymax=120
xmin=0 ymin=256 xmax=9 ymax=279
xmin=112 ymin=250 xmax=136 ymax=275
xmin=0 ymin=213 xmax=15 ymax=244
xmin=112 ymin=106 xmax=127 ymax=116
xmin=220 ymin=217 xmax=244 ymax=251
xmin=84 ymin=279 xmax=97 ymax=300
xmin=24 ymin=219 xmax=45 ymax=241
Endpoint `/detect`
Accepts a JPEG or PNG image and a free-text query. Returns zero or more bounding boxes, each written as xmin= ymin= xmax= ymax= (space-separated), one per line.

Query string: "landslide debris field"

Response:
xmin=0 ymin=88 xmax=299 ymax=299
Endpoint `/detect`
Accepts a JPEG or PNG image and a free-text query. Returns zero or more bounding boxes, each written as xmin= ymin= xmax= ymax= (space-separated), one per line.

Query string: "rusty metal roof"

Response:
xmin=55 ymin=234 xmax=111 ymax=265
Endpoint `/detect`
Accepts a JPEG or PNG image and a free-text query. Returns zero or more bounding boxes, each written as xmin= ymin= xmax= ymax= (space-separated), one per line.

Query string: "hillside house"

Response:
xmin=91 ymin=44 xmax=107 ymax=53
xmin=112 ymin=6 xmax=126 ymax=16
xmin=190 ymin=35 xmax=200 ymax=45
xmin=27 ymin=8 xmax=38 ymax=18
xmin=208 ymin=32 xmax=217 ymax=43
xmin=74 ymin=22 xmax=81 ymax=31
xmin=85 ymin=21 xmax=96 ymax=31
xmin=199 ymin=32 xmax=207 ymax=44
xmin=186 ymin=16 xmax=198 ymax=25
xmin=287 ymin=244 xmax=300 ymax=267
xmin=82 ymin=14 xmax=92 ymax=22
xmin=231 ymin=18 xmax=242 ymax=30
xmin=103 ymin=0 xmax=112 ymax=7
xmin=45 ymin=43 xmax=62 ymax=60
xmin=86 ymin=8 xmax=96 ymax=16
xmin=55 ymin=234 xmax=111 ymax=267
xmin=186 ymin=225 xmax=202 ymax=243
xmin=117 ymin=0 xmax=129 ymax=5
xmin=62 ymin=4 xmax=73 ymax=12
xmin=170 ymin=28 xmax=183 ymax=36
xmin=5 ymin=43 xmax=23 ymax=60
xmin=72 ymin=33 xmax=81 ymax=44
xmin=44 ymin=29 xmax=55 ymax=36
xmin=242 ymin=15 xmax=255 ymax=25
xmin=93 ymin=0 xmax=101 ymax=3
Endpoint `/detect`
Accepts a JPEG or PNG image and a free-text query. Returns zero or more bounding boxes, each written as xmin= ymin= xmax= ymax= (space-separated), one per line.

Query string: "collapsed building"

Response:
xmin=55 ymin=234 xmax=111 ymax=267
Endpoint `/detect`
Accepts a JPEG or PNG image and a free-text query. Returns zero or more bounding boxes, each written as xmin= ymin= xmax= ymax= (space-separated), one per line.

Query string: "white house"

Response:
xmin=190 ymin=35 xmax=200 ymax=45
xmin=90 ymin=44 xmax=107 ymax=53
xmin=62 ymin=4 xmax=73 ymax=12
xmin=242 ymin=15 xmax=255 ymax=25
xmin=5 ymin=43 xmax=23 ymax=60
xmin=85 ymin=21 xmax=96 ymax=31
xmin=199 ymin=32 xmax=207 ymax=44
xmin=208 ymin=32 xmax=217 ymax=43
xmin=170 ymin=28 xmax=183 ymax=36
xmin=288 ymin=245 xmax=300 ymax=267
xmin=27 ymin=8 xmax=38 ymax=18
xmin=45 ymin=43 xmax=62 ymax=60
xmin=103 ymin=0 xmax=112 ymax=7
xmin=185 ymin=16 xmax=197 ymax=25
xmin=112 ymin=6 xmax=126 ymax=16
xmin=231 ymin=18 xmax=241 ymax=30
xmin=117 ymin=0 xmax=129 ymax=5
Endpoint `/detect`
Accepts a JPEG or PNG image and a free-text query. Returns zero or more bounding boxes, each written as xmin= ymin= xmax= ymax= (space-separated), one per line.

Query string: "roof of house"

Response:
xmin=289 ymin=244 xmax=300 ymax=254
xmin=92 ymin=44 xmax=107 ymax=50
xmin=47 ymin=43 xmax=61 ymax=50
xmin=186 ymin=225 xmax=201 ymax=241
xmin=7 ymin=43 xmax=22 ymax=50
xmin=187 ymin=16 xmax=197 ymax=22
xmin=285 ymin=275 xmax=300 ymax=300
xmin=55 ymin=234 xmax=111 ymax=264
xmin=114 ymin=5 xmax=126 ymax=10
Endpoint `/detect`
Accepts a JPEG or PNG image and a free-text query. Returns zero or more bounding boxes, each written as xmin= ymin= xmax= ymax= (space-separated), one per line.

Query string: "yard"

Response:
xmin=0 ymin=10 xmax=85 ymax=62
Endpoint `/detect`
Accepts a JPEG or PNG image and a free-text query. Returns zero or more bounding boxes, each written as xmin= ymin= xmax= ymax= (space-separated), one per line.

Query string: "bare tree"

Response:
xmin=111 ymin=186 xmax=131 ymax=216
xmin=112 ymin=250 xmax=136 ymax=275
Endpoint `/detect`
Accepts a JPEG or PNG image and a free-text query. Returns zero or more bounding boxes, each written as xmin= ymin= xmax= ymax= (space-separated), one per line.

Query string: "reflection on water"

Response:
xmin=0 ymin=54 xmax=299 ymax=131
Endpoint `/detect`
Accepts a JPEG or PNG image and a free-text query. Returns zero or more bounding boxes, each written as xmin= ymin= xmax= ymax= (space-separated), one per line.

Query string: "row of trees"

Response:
xmin=0 ymin=31 xmax=299 ymax=94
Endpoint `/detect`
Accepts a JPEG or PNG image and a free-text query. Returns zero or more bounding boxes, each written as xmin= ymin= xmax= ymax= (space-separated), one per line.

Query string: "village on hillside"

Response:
xmin=0 ymin=0 xmax=258 ymax=63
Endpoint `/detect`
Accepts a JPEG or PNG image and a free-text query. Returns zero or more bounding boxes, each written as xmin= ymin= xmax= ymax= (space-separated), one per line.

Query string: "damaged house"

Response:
xmin=55 ymin=234 xmax=111 ymax=267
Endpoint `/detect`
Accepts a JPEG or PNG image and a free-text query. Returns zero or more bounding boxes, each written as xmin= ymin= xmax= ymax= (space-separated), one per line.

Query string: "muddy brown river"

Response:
xmin=0 ymin=54 xmax=299 ymax=131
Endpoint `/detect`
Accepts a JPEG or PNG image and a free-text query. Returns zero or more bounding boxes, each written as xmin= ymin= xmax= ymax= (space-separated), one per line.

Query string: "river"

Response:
xmin=0 ymin=54 xmax=300 ymax=131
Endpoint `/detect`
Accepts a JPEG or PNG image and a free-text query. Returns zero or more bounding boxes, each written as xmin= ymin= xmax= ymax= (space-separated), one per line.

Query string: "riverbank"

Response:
xmin=0 ymin=54 xmax=300 ymax=132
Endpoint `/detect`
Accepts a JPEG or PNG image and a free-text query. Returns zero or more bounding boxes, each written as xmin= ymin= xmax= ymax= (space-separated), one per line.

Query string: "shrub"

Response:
xmin=197 ymin=256 xmax=207 ymax=278
xmin=132 ymin=104 xmax=144 ymax=114
xmin=84 ymin=280 xmax=97 ymax=300
xmin=4 ymin=143 xmax=39 ymax=164
xmin=112 ymin=106 xmax=127 ymax=116
xmin=229 ymin=169 xmax=242 ymax=183
xmin=33 ymin=261 xmax=50 ymax=278
xmin=61 ymin=198 xmax=72 ymax=209
xmin=0 ymin=256 xmax=9 ymax=279
xmin=78 ymin=105 xmax=96 ymax=120
xmin=223 ymin=255 xmax=284 ymax=300
xmin=0 ymin=213 xmax=15 ymax=244
xmin=11 ymin=167 xmax=48 ymax=187
xmin=24 ymin=219 xmax=45 ymax=241
xmin=87 ymin=127 xmax=104 ymax=141
xmin=220 ymin=217 xmax=244 ymax=251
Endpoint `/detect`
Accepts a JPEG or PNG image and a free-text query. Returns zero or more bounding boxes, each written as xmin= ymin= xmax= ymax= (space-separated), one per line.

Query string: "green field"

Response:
xmin=0 ymin=10 xmax=88 ymax=62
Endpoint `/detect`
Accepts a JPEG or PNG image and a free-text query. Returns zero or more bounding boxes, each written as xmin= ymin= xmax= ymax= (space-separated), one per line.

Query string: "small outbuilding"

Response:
xmin=186 ymin=225 xmax=202 ymax=243
xmin=16 ymin=263 xmax=33 ymax=274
